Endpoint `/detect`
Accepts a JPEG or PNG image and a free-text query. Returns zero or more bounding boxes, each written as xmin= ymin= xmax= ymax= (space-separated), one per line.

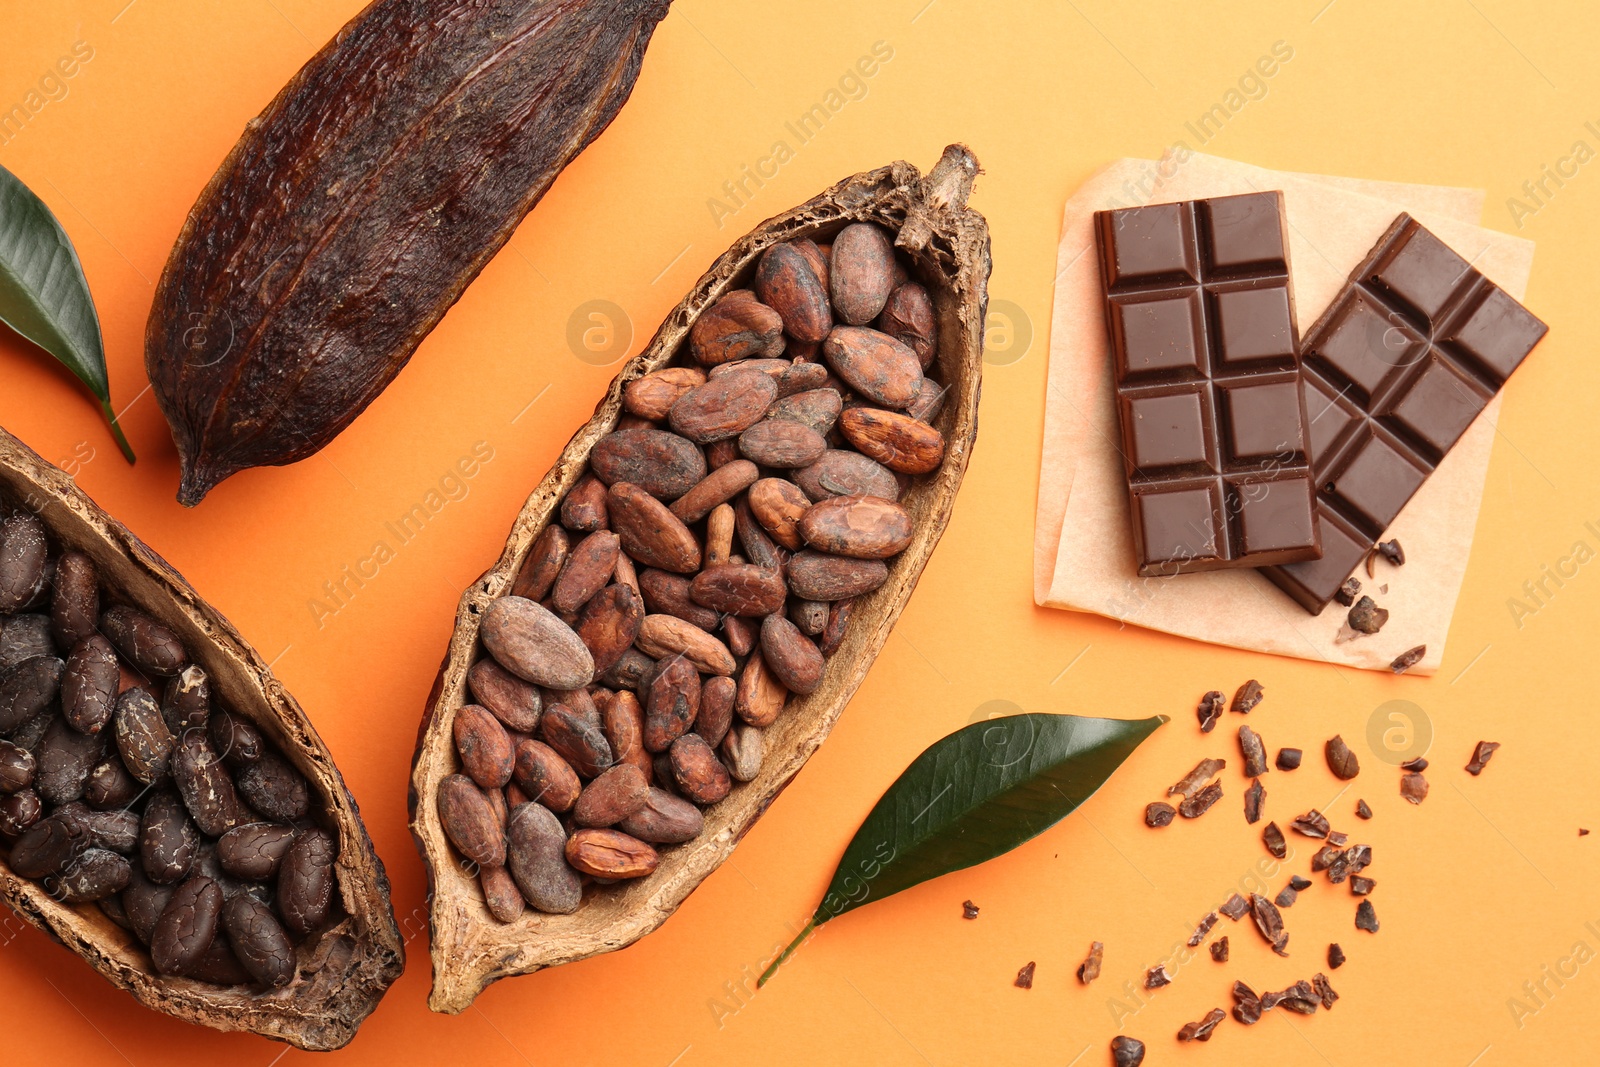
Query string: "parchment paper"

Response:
xmin=1032 ymin=154 xmax=1535 ymax=675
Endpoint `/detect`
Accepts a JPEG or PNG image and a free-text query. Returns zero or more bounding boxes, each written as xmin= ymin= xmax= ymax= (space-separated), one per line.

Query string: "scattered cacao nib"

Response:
xmin=1290 ymin=875 xmax=1311 ymax=891
xmin=1144 ymin=801 xmax=1176 ymax=828
xmin=1333 ymin=576 xmax=1362 ymax=606
xmin=1313 ymin=971 xmax=1339 ymax=1009
xmin=1250 ymin=893 xmax=1289 ymax=955
xmin=1291 ymin=810 xmax=1331 ymax=839
xmin=962 ymin=900 xmax=979 ymax=920
xmin=1014 ymin=961 xmax=1035 ymax=989
xmin=1275 ymin=747 xmax=1302 ymax=771
xmin=1262 ymin=822 xmax=1288 ymax=860
xmin=1238 ymin=725 xmax=1268 ymax=778
xmin=1328 ymin=942 xmax=1346 ymax=969
xmin=1377 ymin=539 xmax=1405 ymax=567
xmin=1466 ymin=740 xmax=1501 ymax=776
xmin=1110 ymin=1036 xmax=1146 ymax=1067
xmin=1178 ymin=1007 xmax=1226 ymax=1042
xmin=1219 ymin=893 xmax=1250 ymax=921
xmin=1232 ymin=678 xmax=1264 ymax=714
xmin=1197 ymin=690 xmax=1225 ymax=733
xmin=1210 ymin=936 xmax=1229 ymax=962
xmin=1582 ymin=828 xmax=1591 ymax=837
xmin=1400 ymin=756 xmax=1429 ymax=772
xmin=1077 ymin=941 xmax=1104 ymax=984
xmin=1356 ymin=799 xmax=1373 ymax=820
xmin=1350 ymin=875 xmax=1375 ymax=895
xmin=1324 ymin=735 xmax=1360 ymax=779
xmin=1231 ymin=980 xmax=1263 ymax=1025
xmin=1273 ymin=979 xmax=1319 ymax=1014
xmin=1355 ymin=900 xmax=1380 ymax=933
xmin=1275 ymin=884 xmax=1299 ymax=908
xmin=1187 ymin=911 xmax=1219 ymax=947
xmin=1168 ymin=757 xmax=1226 ymax=800
xmin=1400 ymin=772 xmax=1429 ymax=804
xmin=1311 ymin=845 xmax=1343 ymax=875
xmin=1244 ymin=778 xmax=1265 ymax=825
xmin=1145 ymin=964 xmax=1172 ymax=989
xmin=1390 ymin=645 xmax=1426 ymax=673
xmin=1179 ymin=782 xmax=1223 ymax=819
xmin=1346 ymin=595 xmax=1389 ymax=634
xmin=1345 ymin=844 xmax=1372 ymax=873
xmin=1326 ymin=830 xmax=1349 ymax=847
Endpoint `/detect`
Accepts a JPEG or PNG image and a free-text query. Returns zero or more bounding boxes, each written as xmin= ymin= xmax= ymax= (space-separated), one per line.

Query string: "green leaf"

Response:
xmin=761 ymin=712 xmax=1167 ymax=985
xmin=0 ymin=162 xmax=134 ymax=462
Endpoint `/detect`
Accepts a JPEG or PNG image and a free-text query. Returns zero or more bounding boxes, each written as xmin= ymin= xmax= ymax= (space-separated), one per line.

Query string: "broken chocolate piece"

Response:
xmin=1325 ymin=735 xmax=1360 ymax=779
xmin=1232 ymin=678 xmax=1264 ymax=714
xmin=1466 ymin=740 xmax=1500 ymax=775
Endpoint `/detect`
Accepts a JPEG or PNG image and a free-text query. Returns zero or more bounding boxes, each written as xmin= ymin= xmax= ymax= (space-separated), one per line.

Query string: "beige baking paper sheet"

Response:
xmin=1032 ymin=154 xmax=1535 ymax=675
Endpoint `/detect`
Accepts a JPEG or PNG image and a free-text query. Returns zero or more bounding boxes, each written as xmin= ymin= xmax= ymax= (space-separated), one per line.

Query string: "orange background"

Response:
xmin=2 ymin=2 xmax=1596 ymax=1064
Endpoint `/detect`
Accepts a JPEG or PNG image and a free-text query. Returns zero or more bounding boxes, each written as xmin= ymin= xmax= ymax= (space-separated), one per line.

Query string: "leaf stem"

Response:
xmin=758 ymin=918 xmax=816 ymax=988
xmin=100 ymin=397 xmax=136 ymax=464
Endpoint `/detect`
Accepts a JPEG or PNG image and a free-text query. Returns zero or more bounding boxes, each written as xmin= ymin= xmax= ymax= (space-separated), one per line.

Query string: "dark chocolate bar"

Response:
xmin=1095 ymin=191 xmax=1320 ymax=577
xmin=1263 ymin=214 xmax=1548 ymax=613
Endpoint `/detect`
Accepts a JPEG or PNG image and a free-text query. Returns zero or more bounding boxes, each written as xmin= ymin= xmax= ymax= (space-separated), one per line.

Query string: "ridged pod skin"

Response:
xmin=146 ymin=0 xmax=672 ymax=505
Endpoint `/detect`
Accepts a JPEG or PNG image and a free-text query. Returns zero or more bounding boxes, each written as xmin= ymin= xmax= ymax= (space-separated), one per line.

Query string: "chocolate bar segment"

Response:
xmin=1095 ymin=192 xmax=1320 ymax=576
xmin=1262 ymin=215 xmax=1548 ymax=613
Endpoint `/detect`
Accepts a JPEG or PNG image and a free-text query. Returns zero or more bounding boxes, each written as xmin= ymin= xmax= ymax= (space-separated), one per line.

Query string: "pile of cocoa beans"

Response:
xmin=439 ymin=222 xmax=948 ymax=921
xmin=0 ymin=508 xmax=334 ymax=987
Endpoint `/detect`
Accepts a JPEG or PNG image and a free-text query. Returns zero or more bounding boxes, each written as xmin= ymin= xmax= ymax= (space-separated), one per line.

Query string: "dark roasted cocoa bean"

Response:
xmin=208 ymin=708 xmax=264 ymax=768
xmin=565 ymin=827 xmax=659 ymax=879
xmin=62 ymin=636 xmax=119 ymax=736
xmin=84 ymin=755 xmax=141 ymax=810
xmin=624 ymin=366 xmax=709 ymax=418
xmin=506 ymin=802 xmax=580 ymax=914
xmin=172 ymin=730 xmax=250 ymax=836
xmin=236 ymin=750 xmax=311 ymax=823
xmin=0 ymin=614 xmax=54 ymax=672
xmin=512 ymin=739 xmax=581 ymax=813
xmin=618 ymin=787 xmax=704 ymax=844
xmin=830 ymin=223 xmax=895 ymax=325
xmin=668 ymin=368 xmax=778 ymax=444
xmin=100 ymin=605 xmax=188 ymax=677
xmin=550 ymin=531 xmax=621 ymax=614
xmin=760 ymin=616 xmax=825 ymax=695
xmin=0 ymin=654 xmax=64 ymax=734
xmin=73 ymin=804 xmax=140 ymax=854
xmin=0 ymin=740 xmax=35 ymax=793
xmin=453 ymin=704 xmax=515 ymax=790
xmin=184 ymin=933 xmax=252 ymax=985
xmin=746 ymin=478 xmax=812 ymax=550
xmin=787 ymin=550 xmax=889 ymax=601
xmin=575 ymin=583 xmax=645 ymax=676
xmin=573 ymin=764 xmax=649 ymax=828
xmin=121 ymin=864 xmax=175 ymax=945
xmin=51 ymin=848 xmax=132 ymax=903
xmin=141 ymin=792 xmax=200 ymax=884
xmin=823 ymin=326 xmax=923 ymax=409
xmin=645 ymin=656 xmax=701 ymax=752
xmin=468 ymin=657 xmax=544 ymax=733
xmin=755 ymin=243 xmax=832 ymax=343
xmin=607 ymin=483 xmax=701 ymax=573
xmin=590 ymin=428 xmax=707 ymax=500
xmin=0 ymin=512 xmax=47 ymax=614
xmin=0 ymin=789 xmax=42 ymax=837
xmin=738 ymin=419 xmax=826 ymax=469
xmin=50 ymin=551 xmax=100 ymax=651
xmin=794 ymin=449 xmax=900 ymax=502
xmin=669 ymin=734 xmax=732 ymax=805
xmin=512 ymin=523 xmax=569 ymax=602
xmin=799 ymin=495 xmax=913 ymax=560
xmin=480 ymin=596 xmax=596 ymax=690
xmin=114 ymin=687 xmax=175 ymax=785
xmin=839 ymin=407 xmax=946 ymax=475
xmin=878 ymin=281 xmax=937 ymax=369
xmin=35 ymin=716 xmax=105 ymax=805
xmin=690 ymin=564 xmax=787 ymax=617
xmin=539 ymin=705 xmax=613 ymax=778
xmin=277 ymin=828 xmax=335 ymax=936
xmin=669 ymin=459 xmax=759 ymax=524
xmin=224 ymin=893 xmax=296 ymax=987
xmin=150 ymin=873 xmax=223 ymax=975
xmin=689 ymin=290 xmax=785 ymax=365
xmin=218 ymin=823 xmax=297 ymax=881
xmin=9 ymin=810 xmax=92 ymax=877
xmin=161 ymin=665 xmax=211 ymax=735
xmin=639 ymin=569 xmax=721 ymax=632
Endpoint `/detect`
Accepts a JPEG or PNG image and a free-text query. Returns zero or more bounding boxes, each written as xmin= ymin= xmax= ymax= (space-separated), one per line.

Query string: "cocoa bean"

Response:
xmin=709 ymin=357 xmax=790 ymax=385
xmin=9 ymin=810 xmax=91 ymax=878
xmin=839 ymin=406 xmax=946 ymax=474
xmin=618 ymin=787 xmax=704 ymax=844
xmin=705 ymin=503 xmax=736 ymax=567
xmin=483 ymin=783 xmax=509 ymax=828
xmin=512 ymin=739 xmax=581 ymax=813
xmin=512 ymin=524 xmax=569 ymax=602
xmin=792 ymin=238 xmax=830 ymax=295
xmin=35 ymin=716 xmax=106 ymax=805
xmin=121 ymin=865 xmax=173 ymax=945
xmin=453 ymin=704 xmax=515 ymax=790
xmin=223 ymin=894 xmax=295 ymax=988
xmin=573 ymin=764 xmax=649 ymax=828
xmin=0 ymin=654 xmax=64 ymax=734
xmin=830 ymin=223 xmax=896 ymax=325
xmin=506 ymin=802 xmax=581 ymax=914
xmin=735 ymin=650 xmax=787 ymax=727
xmin=564 ymin=827 xmax=659 ymax=879
xmin=51 ymin=848 xmax=132 ymax=903
xmin=481 ymin=864 xmax=525 ymax=923
xmin=669 ymin=459 xmax=759 ymax=524
xmin=690 ymin=564 xmax=787 ymax=617
xmin=50 ymin=551 xmax=100 ymax=651
xmin=790 ymin=599 xmax=828 ymax=636
xmin=0 ymin=789 xmax=42 ymax=837
xmin=743 ymin=478 xmax=811 ymax=551
xmin=692 ymin=675 xmax=736 ymax=748
xmin=878 ymin=281 xmax=938 ymax=369
xmin=0 ymin=512 xmax=47 ymax=614
xmin=599 ymin=647 xmax=655 ymax=692
xmin=639 ymin=569 xmax=721 ymax=631
xmin=100 ymin=605 xmax=189 ymax=678
xmin=823 ymin=326 xmax=923 ymax=409
xmin=150 ymin=874 xmax=223 ymax=975
xmin=613 ymin=548 xmax=640 ymax=593
xmin=113 ymin=687 xmax=174 ymax=785
xmin=186 ymin=934 xmax=252 ymax=985
xmin=141 ymin=792 xmax=200 ymax=884
xmin=590 ymin=428 xmax=706 ymax=500
xmin=0 ymin=614 xmax=54 ymax=672
xmin=668 ymin=368 xmax=779 ymax=444
xmin=607 ymin=483 xmax=701 ymax=573
xmin=538 ymin=705 xmax=613 ymax=778
xmin=277 ymin=828 xmax=335 ymax=936
xmin=547 ymin=685 xmax=599 ymax=729
xmin=706 ymin=439 xmax=742 ymax=469
xmin=467 ymin=657 xmax=544 ymax=733
xmin=766 ymin=387 xmax=843 ymax=436
xmin=720 ymin=723 xmax=764 ymax=783
xmin=84 ymin=755 xmax=141 ymax=810
xmin=799 ymin=495 xmax=914 ymax=560
xmin=778 ymin=360 xmax=830 ymax=397
xmin=162 ymin=665 xmax=211 ymax=735
xmin=600 ymin=690 xmax=652 ymax=781
xmin=0 ymin=740 xmax=35 ymax=794
xmin=480 ymin=596 xmax=596 ymax=690
xmin=559 ymin=473 xmax=610 ymax=533
xmin=235 ymin=749 xmax=311 ymax=823
xmin=723 ymin=614 xmax=757 ymax=657
xmin=208 ymin=707 xmax=264 ymax=768
xmin=669 ymin=735 xmax=732 ymax=805
xmin=550 ymin=531 xmax=621 ymax=614
xmin=738 ymin=419 xmax=826 ymax=469
xmin=689 ymin=290 xmax=785 ymax=365
xmin=794 ymin=449 xmax=900 ymax=502
xmin=760 ymin=616 xmax=825 ymax=695
xmin=69 ymin=804 xmax=140 ymax=854
xmin=755 ymin=243 xmax=832 ymax=343
xmin=732 ymin=498 xmax=786 ymax=571
xmin=217 ymin=823 xmax=297 ymax=881
xmin=575 ymin=583 xmax=644 ymax=675
xmin=787 ymin=551 xmax=889 ymax=601
xmin=645 ymin=655 xmax=701 ymax=752
xmin=637 ymin=615 xmax=736 ymax=676
xmin=624 ymin=365 xmax=708 ymax=418
xmin=172 ymin=731 xmax=250 ymax=836
xmin=906 ymin=376 xmax=948 ymax=422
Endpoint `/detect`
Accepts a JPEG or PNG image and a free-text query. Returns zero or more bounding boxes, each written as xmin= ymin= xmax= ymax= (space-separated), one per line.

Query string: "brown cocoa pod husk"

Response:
xmin=790 ymin=599 xmax=828 ymax=636
xmin=573 ymin=764 xmax=649 ymax=828
xmin=161 ymin=665 xmax=211 ymax=735
xmin=512 ymin=524 xmax=569 ymax=603
xmin=538 ymin=705 xmax=613 ymax=779
xmin=645 ymin=655 xmax=701 ymax=752
xmin=575 ymin=583 xmax=644 ymax=676
xmin=706 ymin=439 xmax=741 ymax=470
xmin=689 ymin=290 xmax=785 ymax=365
xmin=669 ymin=734 xmax=732 ymax=806
xmin=112 ymin=687 xmax=174 ymax=785
xmin=794 ymin=449 xmax=900 ymax=502
xmin=830 ymin=223 xmax=896 ymax=325
xmin=738 ymin=419 xmax=826 ymax=469
xmin=734 ymin=652 xmax=787 ymax=728
xmin=693 ymin=675 xmax=737 ymax=748
xmin=787 ymin=550 xmax=889 ymax=601
xmin=277 ymin=828 xmax=336 ymax=937
xmin=480 ymin=596 xmax=596 ymax=690
xmin=624 ymin=366 xmax=709 ymax=419
xmin=141 ymin=791 xmax=200 ymax=884
xmin=60 ymin=635 xmax=118 ymax=736
xmin=760 ymin=616 xmax=825 ymax=695
xmin=559 ymin=473 xmax=610 ymax=533
xmin=505 ymin=802 xmax=581 ymax=914
xmin=550 ymin=530 xmax=621 ymax=614
xmin=0 ymin=614 xmax=54 ymax=672
xmin=0 ymin=512 xmax=47 ymax=614
xmin=600 ymin=690 xmax=652 ymax=781
xmin=0 ymin=789 xmax=42 ymax=838
xmin=0 ymin=654 xmax=65 ymax=734
xmin=150 ymin=874 xmax=223 ymax=975
xmin=223 ymin=894 xmax=296 ymax=988
xmin=437 ymin=773 xmax=506 ymax=868
xmin=732 ymin=498 xmax=786 ymax=571
xmin=755 ymin=243 xmax=832 ymax=343
xmin=690 ymin=564 xmax=787 ymax=617
xmin=766 ymin=387 xmax=843 ymax=436
xmin=590 ymin=428 xmax=706 ymax=500
xmin=607 ymin=484 xmax=701 ymax=574
xmin=84 ymin=755 xmax=140 ymax=810
xmin=467 ymin=657 xmax=544 ymax=733
xmin=792 ymin=237 xmax=830 ymax=295
xmin=669 ymin=459 xmax=759 ymax=524
xmin=36 ymin=715 xmax=106 ymax=806
xmin=599 ymin=647 xmax=655 ymax=692
xmin=719 ymin=723 xmax=764 ymax=782
xmin=823 ymin=326 xmax=924 ymax=409
xmin=100 ymin=605 xmax=189 ymax=678
xmin=638 ymin=568 xmax=722 ymax=632
xmin=722 ymin=614 xmax=758 ymax=657
xmin=705 ymin=503 xmax=735 ymax=568
xmin=480 ymin=864 xmax=525 ymax=924
xmin=208 ymin=707 xmax=265 ymax=768
xmin=512 ymin=739 xmax=581 ymax=813
xmin=839 ymin=407 xmax=946 ymax=475
xmin=778 ymin=360 xmax=830 ymax=398
xmin=637 ymin=615 xmax=736 ymax=676
xmin=668 ymin=367 xmax=779 ymax=444
xmin=564 ymin=827 xmax=659 ymax=879
xmin=798 ymin=494 xmax=914 ymax=560
xmin=50 ymin=550 xmax=100 ymax=651
xmin=171 ymin=731 xmax=249 ymax=836
xmin=618 ymin=787 xmax=704 ymax=844
xmin=0 ymin=739 xmax=35 ymax=794
xmin=453 ymin=704 xmax=515 ymax=790
xmin=236 ymin=750 xmax=311 ymax=823
xmin=52 ymin=847 xmax=132 ymax=904
xmin=878 ymin=281 xmax=938 ymax=369
xmin=217 ymin=823 xmax=297 ymax=881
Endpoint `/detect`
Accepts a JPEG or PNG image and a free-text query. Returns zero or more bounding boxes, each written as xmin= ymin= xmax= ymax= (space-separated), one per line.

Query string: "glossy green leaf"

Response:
xmin=761 ymin=712 xmax=1167 ymax=985
xmin=0 ymin=162 xmax=134 ymax=462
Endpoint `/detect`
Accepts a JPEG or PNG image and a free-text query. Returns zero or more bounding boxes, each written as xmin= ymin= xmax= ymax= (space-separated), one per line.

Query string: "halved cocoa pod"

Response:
xmin=0 ymin=427 xmax=401 ymax=1049
xmin=412 ymin=146 xmax=985 ymax=1012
